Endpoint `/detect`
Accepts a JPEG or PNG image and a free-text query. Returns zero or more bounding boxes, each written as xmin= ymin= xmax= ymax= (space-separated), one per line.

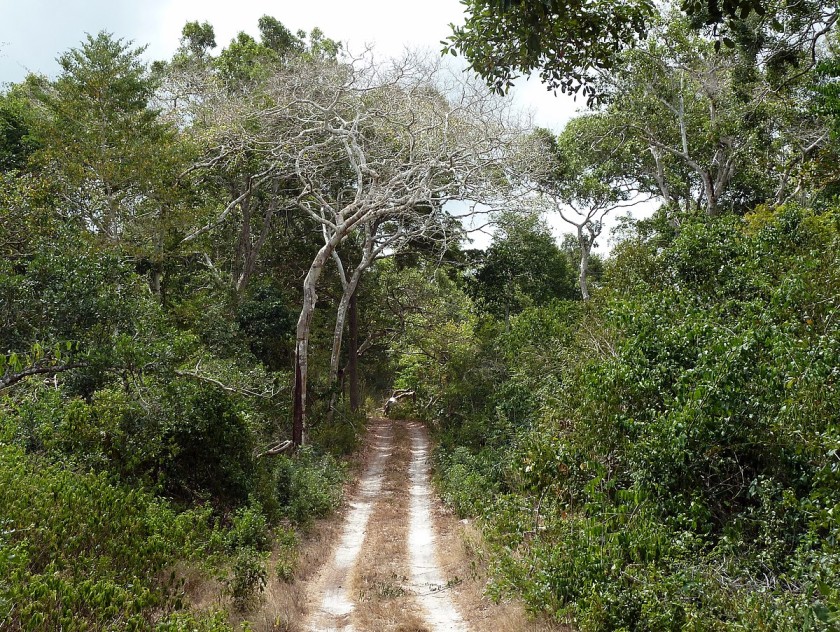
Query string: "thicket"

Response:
xmin=398 ymin=206 xmax=840 ymax=630
xmin=0 ymin=197 xmax=357 ymax=626
xmin=0 ymin=21 xmax=363 ymax=628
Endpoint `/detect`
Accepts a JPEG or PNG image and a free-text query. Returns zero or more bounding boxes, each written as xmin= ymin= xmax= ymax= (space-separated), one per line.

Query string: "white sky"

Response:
xmin=0 ymin=0 xmax=654 ymax=250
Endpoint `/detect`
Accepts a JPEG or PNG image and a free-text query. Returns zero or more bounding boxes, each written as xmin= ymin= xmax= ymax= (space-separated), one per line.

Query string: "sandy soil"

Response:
xmin=300 ymin=418 xmax=567 ymax=632
xmin=305 ymin=419 xmax=394 ymax=631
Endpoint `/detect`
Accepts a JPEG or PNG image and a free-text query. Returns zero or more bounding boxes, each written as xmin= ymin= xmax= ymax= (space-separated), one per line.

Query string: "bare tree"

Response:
xmin=163 ymin=48 xmax=521 ymax=444
xmin=261 ymin=53 xmax=521 ymax=444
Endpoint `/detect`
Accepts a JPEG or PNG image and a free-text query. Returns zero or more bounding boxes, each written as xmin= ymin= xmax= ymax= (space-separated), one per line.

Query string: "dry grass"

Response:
xmin=237 ymin=514 xmax=344 ymax=631
xmin=174 ymin=492 xmax=352 ymax=632
xmin=350 ymin=421 xmax=430 ymax=632
xmin=243 ymin=423 xmax=382 ymax=631
xmin=179 ymin=417 xmax=569 ymax=631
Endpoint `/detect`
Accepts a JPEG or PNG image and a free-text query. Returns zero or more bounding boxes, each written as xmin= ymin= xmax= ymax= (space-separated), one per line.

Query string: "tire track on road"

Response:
xmin=307 ymin=420 xmax=393 ymax=632
xmin=406 ymin=421 xmax=469 ymax=632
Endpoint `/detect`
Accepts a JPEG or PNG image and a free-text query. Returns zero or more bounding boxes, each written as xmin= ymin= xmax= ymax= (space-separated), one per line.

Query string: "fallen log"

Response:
xmin=256 ymin=440 xmax=294 ymax=458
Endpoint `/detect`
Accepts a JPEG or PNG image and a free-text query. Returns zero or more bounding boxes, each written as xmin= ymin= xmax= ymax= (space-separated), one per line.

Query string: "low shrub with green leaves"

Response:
xmin=274 ymin=448 xmax=345 ymax=525
xmin=227 ymin=547 xmax=268 ymax=612
xmin=0 ymin=443 xmax=229 ymax=630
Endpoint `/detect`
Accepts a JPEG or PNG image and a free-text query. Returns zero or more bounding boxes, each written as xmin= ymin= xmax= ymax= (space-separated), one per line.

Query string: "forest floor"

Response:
xmin=287 ymin=417 xmax=567 ymax=632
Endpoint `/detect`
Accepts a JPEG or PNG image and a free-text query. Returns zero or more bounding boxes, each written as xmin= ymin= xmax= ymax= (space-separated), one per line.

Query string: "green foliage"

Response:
xmin=162 ymin=379 xmax=256 ymax=503
xmin=469 ymin=213 xmax=577 ymax=318
xmin=428 ymin=207 xmax=840 ymax=629
xmin=308 ymin=404 xmax=363 ymax=458
xmin=445 ymin=0 xmax=654 ymax=102
xmin=155 ymin=611 xmax=232 ymax=632
xmin=0 ymin=89 xmax=38 ymax=172
xmin=274 ymin=526 xmax=299 ymax=582
xmin=237 ymin=281 xmax=296 ymax=370
xmin=227 ymin=547 xmax=268 ymax=612
xmin=273 ymin=449 xmax=345 ymax=525
xmin=0 ymin=444 xmax=222 ymax=631
xmin=28 ymin=31 xmax=185 ymax=243
xmin=225 ymin=503 xmax=271 ymax=553
xmin=436 ymin=446 xmax=500 ymax=518
xmin=180 ymin=21 xmax=217 ymax=59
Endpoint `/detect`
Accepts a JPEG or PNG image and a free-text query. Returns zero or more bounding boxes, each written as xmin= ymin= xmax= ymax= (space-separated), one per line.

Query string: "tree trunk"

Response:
xmin=329 ymin=269 xmax=364 ymax=384
xmin=578 ymin=228 xmax=591 ymax=302
xmin=292 ymin=241 xmax=335 ymax=446
xmin=348 ymin=290 xmax=361 ymax=412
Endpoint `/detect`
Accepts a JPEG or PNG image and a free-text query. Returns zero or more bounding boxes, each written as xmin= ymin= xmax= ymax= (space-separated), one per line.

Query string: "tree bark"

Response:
xmin=329 ymin=267 xmax=364 ymax=384
xmin=578 ymin=226 xmax=591 ymax=302
xmin=348 ymin=289 xmax=361 ymax=412
xmin=292 ymin=240 xmax=336 ymax=446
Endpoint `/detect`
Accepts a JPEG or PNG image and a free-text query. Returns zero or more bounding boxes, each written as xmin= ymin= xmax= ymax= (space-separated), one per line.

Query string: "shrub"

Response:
xmin=428 ymin=208 xmax=840 ymax=629
xmin=225 ymin=502 xmax=271 ymax=553
xmin=227 ymin=547 xmax=267 ymax=612
xmin=0 ymin=444 xmax=222 ymax=631
xmin=275 ymin=526 xmax=298 ymax=583
xmin=274 ymin=449 xmax=344 ymax=525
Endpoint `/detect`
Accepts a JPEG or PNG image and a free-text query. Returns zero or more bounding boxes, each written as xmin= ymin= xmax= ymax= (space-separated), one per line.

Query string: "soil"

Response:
xmin=299 ymin=418 xmax=568 ymax=632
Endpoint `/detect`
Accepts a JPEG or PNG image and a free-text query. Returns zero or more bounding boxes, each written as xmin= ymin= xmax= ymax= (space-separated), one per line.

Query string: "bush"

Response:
xmin=227 ymin=547 xmax=268 ymax=612
xmin=274 ymin=448 xmax=345 ymax=525
xmin=0 ymin=444 xmax=222 ymax=631
xmin=309 ymin=404 xmax=364 ymax=457
xmin=436 ymin=446 xmax=499 ymax=518
xmin=225 ymin=502 xmax=271 ymax=553
xmin=274 ymin=526 xmax=298 ymax=582
xmin=428 ymin=208 xmax=840 ymax=630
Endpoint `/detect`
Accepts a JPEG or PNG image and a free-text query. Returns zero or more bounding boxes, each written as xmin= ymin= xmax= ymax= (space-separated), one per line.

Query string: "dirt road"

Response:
xmin=301 ymin=418 xmax=565 ymax=632
xmin=304 ymin=419 xmax=467 ymax=632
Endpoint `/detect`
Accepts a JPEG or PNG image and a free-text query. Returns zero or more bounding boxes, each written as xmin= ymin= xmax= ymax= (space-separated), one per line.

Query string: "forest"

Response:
xmin=1 ymin=0 xmax=839 ymax=629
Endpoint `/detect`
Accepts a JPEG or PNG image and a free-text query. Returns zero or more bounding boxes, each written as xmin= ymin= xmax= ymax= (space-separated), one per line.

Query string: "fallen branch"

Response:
xmin=256 ymin=440 xmax=294 ymax=458
xmin=174 ymin=369 xmax=276 ymax=399
xmin=384 ymin=389 xmax=416 ymax=415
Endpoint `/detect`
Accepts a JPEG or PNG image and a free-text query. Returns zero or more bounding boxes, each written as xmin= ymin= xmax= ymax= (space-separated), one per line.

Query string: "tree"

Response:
xmin=526 ymin=118 xmax=645 ymax=300
xmin=30 ymin=32 xmax=183 ymax=244
xmin=469 ymin=212 xmax=576 ymax=319
xmin=445 ymin=0 xmax=835 ymax=102
xmin=444 ymin=0 xmax=653 ymax=103
xmin=260 ymin=54 xmax=520 ymax=445
xmin=165 ymin=19 xmax=341 ymax=297
xmin=0 ymin=88 xmax=38 ymax=173
xmin=566 ymin=13 xmax=836 ymax=221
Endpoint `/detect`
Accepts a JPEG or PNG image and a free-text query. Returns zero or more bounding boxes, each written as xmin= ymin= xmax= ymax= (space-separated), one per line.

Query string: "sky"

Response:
xmin=0 ymin=0 xmax=652 ymax=249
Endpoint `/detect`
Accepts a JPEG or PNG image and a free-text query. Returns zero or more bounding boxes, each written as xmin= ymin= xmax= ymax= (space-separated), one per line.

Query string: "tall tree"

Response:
xmin=445 ymin=0 xmax=834 ymax=101
xmin=469 ymin=212 xmax=576 ymax=318
xmin=30 ymin=33 xmax=182 ymax=244
xmin=445 ymin=0 xmax=654 ymax=102
xmin=528 ymin=119 xmax=645 ymax=299
xmin=266 ymin=54 xmax=520 ymax=445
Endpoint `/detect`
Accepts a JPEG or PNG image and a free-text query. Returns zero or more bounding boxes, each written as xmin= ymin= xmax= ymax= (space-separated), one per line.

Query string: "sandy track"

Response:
xmin=305 ymin=418 xmax=473 ymax=632
xmin=406 ymin=421 xmax=469 ymax=632
xmin=306 ymin=420 xmax=394 ymax=632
